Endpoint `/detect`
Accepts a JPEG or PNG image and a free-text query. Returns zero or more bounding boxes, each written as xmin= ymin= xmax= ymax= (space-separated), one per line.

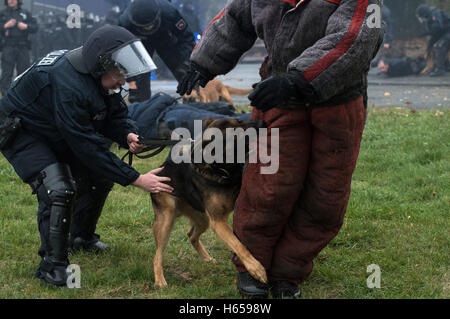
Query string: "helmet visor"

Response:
xmin=111 ymin=40 xmax=157 ymax=78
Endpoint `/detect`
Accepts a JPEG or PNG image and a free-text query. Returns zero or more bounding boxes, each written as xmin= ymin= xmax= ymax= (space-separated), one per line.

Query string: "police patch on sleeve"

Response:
xmin=175 ymin=19 xmax=186 ymax=30
xmin=37 ymin=50 xmax=69 ymax=66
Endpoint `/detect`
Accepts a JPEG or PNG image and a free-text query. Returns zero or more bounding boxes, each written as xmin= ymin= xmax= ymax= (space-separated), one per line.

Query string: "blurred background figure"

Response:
xmin=382 ymin=5 xmax=394 ymax=49
xmin=415 ymin=4 xmax=450 ymax=76
xmin=104 ymin=0 xmax=130 ymax=13
xmin=0 ymin=0 xmax=37 ymax=95
xmin=377 ymin=57 xmax=426 ymax=77
xmin=104 ymin=5 xmax=120 ymax=25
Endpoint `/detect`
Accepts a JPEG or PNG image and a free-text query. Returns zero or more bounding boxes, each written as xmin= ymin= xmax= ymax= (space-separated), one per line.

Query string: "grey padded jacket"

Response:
xmin=191 ymin=0 xmax=385 ymax=106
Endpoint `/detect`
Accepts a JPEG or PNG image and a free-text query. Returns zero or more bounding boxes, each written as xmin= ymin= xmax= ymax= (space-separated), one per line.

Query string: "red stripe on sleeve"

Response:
xmin=192 ymin=7 xmax=227 ymax=52
xmin=280 ymin=0 xmax=296 ymax=5
xmin=303 ymin=0 xmax=368 ymax=82
xmin=324 ymin=0 xmax=342 ymax=4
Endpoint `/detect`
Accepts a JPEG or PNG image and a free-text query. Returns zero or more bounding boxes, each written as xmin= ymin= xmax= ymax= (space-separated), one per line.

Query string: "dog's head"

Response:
xmin=191 ymin=117 xmax=265 ymax=184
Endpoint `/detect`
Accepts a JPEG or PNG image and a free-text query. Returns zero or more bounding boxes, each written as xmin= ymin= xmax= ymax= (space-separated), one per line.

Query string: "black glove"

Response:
xmin=248 ymin=70 xmax=315 ymax=112
xmin=177 ymin=62 xmax=214 ymax=96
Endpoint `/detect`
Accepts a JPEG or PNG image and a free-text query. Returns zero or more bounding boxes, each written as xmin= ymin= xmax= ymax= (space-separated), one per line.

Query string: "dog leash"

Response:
xmin=121 ymin=136 xmax=193 ymax=166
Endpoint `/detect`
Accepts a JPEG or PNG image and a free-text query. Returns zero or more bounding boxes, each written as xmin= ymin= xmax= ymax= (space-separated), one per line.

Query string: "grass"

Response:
xmin=0 ymin=107 xmax=448 ymax=299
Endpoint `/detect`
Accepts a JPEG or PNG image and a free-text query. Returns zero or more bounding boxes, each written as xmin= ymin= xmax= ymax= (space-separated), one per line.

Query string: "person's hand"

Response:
xmin=177 ymin=62 xmax=214 ymax=96
xmin=17 ymin=22 xmax=28 ymax=30
xmin=4 ymin=19 xmax=16 ymax=29
xmin=248 ymin=72 xmax=300 ymax=112
xmin=383 ymin=43 xmax=390 ymax=49
xmin=378 ymin=60 xmax=389 ymax=73
xmin=127 ymin=133 xmax=145 ymax=154
xmin=132 ymin=167 xmax=174 ymax=194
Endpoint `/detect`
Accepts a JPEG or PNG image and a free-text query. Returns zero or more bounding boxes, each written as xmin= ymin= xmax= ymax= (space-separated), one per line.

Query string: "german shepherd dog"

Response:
xmin=150 ymin=118 xmax=267 ymax=288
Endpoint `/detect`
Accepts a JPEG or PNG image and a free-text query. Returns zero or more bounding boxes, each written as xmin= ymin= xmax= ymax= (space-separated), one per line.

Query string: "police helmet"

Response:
xmin=416 ymin=5 xmax=432 ymax=22
xmin=67 ymin=25 xmax=156 ymax=79
xmin=122 ymin=0 xmax=162 ymax=35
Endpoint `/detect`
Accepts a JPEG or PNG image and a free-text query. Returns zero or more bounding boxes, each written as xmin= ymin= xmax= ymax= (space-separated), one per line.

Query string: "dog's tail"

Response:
xmin=225 ymin=86 xmax=254 ymax=96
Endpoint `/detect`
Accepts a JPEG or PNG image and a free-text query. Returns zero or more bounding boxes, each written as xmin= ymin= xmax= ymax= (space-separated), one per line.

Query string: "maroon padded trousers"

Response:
xmin=233 ymin=96 xmax=366 ymax=284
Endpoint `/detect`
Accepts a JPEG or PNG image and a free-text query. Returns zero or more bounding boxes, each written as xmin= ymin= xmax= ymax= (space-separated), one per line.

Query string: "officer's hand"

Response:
xmin=132 ymin=168 xmax=174 ymax=194
xmin=4 ymin=19 xmax=16 ymax=29
xmin=127 ymin=133 xmax=145 ymax=154
xmin=248 ymin=73 xmax=299 ymax=112
xmin=177 ymin=62 xmax=214 ymax=96
xmin=17 ymin=22 xmax=28 ymax=30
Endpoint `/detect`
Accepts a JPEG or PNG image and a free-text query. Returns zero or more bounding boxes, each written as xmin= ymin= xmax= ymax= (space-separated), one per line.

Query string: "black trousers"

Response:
xmin=1 ymin=130 xmax=114 ymax=257
xmin=1 ymin=45 xmax=31 ymax=94
xmin=433 ymin=32 xmax=450 ymax=71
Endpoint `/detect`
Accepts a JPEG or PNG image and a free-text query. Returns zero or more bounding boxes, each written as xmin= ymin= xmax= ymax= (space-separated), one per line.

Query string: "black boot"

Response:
xmin=36 ymin=257 xmax=70 ymax=287
xmin=236 ymin=272 xmax=269 ymax=299
xmin=270 ymin=280 xmax=302 ymax=299
xmin=70 ymin=234 xmax=110 ymax=253
xmin=32 ymin=163 xmax=77 ymax=287
xmin=69 ymin=176 xmax=113 ymax=254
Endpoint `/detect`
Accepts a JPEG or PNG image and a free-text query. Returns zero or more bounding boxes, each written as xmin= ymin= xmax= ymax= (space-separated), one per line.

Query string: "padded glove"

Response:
xmin=248 ymin=70 xmax=316 ymax=112
xmin=177 ymin=62 xmax=214 ymax=96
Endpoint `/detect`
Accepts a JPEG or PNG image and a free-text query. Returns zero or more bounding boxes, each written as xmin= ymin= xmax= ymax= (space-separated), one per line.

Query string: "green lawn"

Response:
xmin=0 ymin=107 xmax=448 ymax=299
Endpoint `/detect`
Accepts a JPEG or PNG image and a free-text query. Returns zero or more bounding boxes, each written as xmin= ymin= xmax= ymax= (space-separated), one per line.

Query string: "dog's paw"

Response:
xmin=246 ymin=260 xmax=268 ymax=284
xmin=204 ymin=256 xmax=217 ymax=263
xmin=154 ymin=278 xmax=168 ymax=289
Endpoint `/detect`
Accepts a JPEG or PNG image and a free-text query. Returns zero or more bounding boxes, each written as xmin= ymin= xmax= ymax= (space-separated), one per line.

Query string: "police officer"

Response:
xmin=0 ymin=25 xmax=173 ymax=287
xmin=35 ymin=11 xmax=57 ymax=57
xmin=416 ymin=4 xmax=450 ymax=77
xmin=119 ymin=0 xmax=196 ymax=102
xmin=0 ymin=0 xmax=37 ymax=95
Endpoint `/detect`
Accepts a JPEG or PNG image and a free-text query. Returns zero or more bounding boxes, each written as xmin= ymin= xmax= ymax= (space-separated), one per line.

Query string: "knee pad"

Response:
xmin=34 ymin=164 xmax=77 ymax=261
xmin=34 ymin=163 xmax=77 ymax=211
